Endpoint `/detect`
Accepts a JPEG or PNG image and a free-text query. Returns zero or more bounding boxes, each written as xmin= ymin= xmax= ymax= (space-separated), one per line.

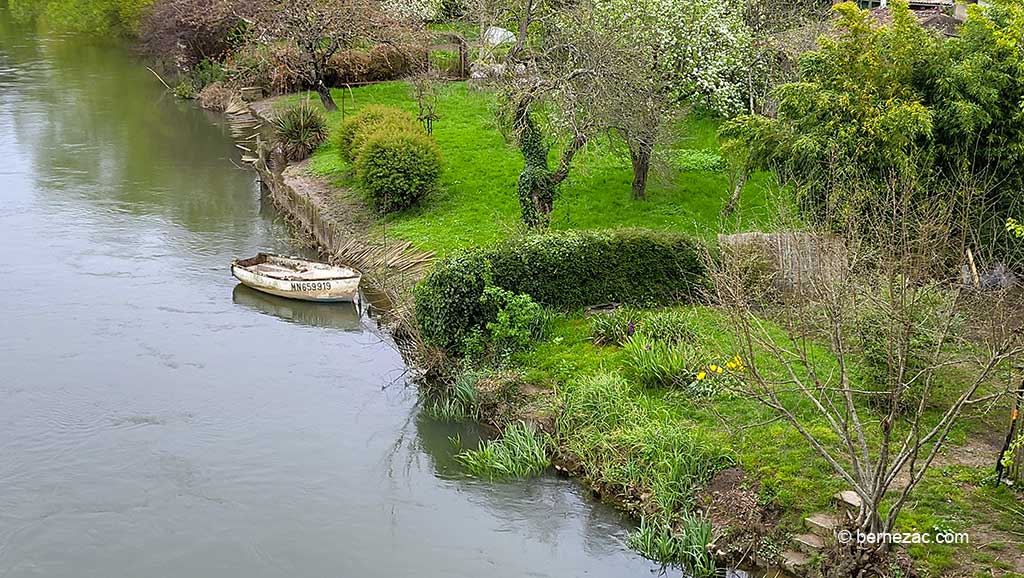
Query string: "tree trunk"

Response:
xmin=316 ymin=82 xmax=338 ymax=112
xmin=722 ymin=166 xmax=749 ymax=216
xmin=629 ymin=141 xmax=653 ymax=200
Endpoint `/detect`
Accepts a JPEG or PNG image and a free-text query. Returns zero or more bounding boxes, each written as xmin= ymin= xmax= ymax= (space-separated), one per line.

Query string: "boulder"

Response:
xmin=482 ymin=26 xmax=516 ymax=47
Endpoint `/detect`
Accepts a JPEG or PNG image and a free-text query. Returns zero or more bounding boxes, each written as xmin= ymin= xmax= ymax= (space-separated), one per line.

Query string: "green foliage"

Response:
xmin=591 ymin=307 xmax=697 ymax=346
xmin=467 ymin=284 xmax=546 ymax=359
xmin=414 ymin=229 xmax=708 ymax=353
xmin=628 ymin=513 xmax=715 ymax=575
xmin=622 ymin=333 xmax=697 ymax=389
xmin=172 ymin=58 xmax=225 ymax=99
xmin=1008 ymin=218 xmax=1024 ymax=239
xmin=673 ymin=150 xmax=726 ymax=173
xmin=721 ymin=0 xmax=1024 ymax=258
xmin=354 ymin=128 xmax=443 ymax=213
xmin=10 ymin=0 xmax=152 ymax=33
xmin=335 ymin=105 xmax=418 ymax=162
xmin=272 ymin=101 xmax=330 ymax=161
xmin=455 ymin=421 xmax=550 ymax=479
xmin=424 ymin=369 xmax=482 ymax=422
xmin=556 ymin=372 xmax=733 ymax=516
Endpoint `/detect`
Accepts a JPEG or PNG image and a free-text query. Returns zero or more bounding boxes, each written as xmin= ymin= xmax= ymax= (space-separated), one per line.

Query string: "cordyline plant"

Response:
xmin=709 ymin=181 xmax=1023 ymax=573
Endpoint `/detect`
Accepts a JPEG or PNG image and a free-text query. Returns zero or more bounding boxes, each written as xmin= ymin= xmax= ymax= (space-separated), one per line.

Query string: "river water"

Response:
xmin=0 ymin=12 xmax=663 ymax=578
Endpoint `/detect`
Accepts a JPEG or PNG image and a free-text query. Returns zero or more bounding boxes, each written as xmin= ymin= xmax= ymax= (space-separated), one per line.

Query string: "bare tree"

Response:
xmin=251 ymin=0 xmax=414 ymax=111
xmin=710 ymin=181 xmax=1023 ymax=573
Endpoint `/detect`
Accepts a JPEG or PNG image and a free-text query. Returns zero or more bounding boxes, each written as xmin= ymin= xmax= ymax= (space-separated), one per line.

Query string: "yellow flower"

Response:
xmin=709 ymin=364 xmax=720 ymax=372
xmin=726 ymin=361 xmax=737 ymax=370
xmin=696 ymin=371 xmax=707 ymax=381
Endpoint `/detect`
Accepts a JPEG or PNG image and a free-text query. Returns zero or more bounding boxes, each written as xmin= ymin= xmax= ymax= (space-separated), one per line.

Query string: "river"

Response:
xmin=0 ymin=12 xmax=663 ymax=578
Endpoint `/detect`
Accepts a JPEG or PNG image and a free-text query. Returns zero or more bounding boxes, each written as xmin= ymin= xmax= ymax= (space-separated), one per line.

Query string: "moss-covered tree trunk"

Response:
xmin=513 ymin=100 xmax=586 ymax=229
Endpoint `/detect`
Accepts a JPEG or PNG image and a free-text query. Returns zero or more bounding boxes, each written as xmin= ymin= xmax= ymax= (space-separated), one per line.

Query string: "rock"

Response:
xmin=482 ymin=26 xmax=516 ymax=47
xmin=794 ymin=532 xmax=825 ymax=554
xmin=832 ymin=490 xmax=863 ymax=511
xmin=781 ymin=549 xmax=812 ymax=572
xmin=805 ymin=512 xmax=840 ymax=537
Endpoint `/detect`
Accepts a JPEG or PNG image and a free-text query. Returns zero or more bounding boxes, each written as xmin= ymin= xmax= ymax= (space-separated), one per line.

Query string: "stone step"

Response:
xmin=833 ymin=490 xmax=863 ymax=511
xmin=805 ymin=512 xmax=840 ymax=537
xmin=780 ymin=549 xmax=812 ymax=573
xmin=793 ymin=532 xmax=826 ymax=554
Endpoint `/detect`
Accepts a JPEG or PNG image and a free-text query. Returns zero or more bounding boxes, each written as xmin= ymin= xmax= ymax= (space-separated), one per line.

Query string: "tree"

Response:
xmin=711 ymin=186 xmax=1023 ymax=574
xmin=721 ymin=0 xmax=1024 ymax=258
xmin=251 ymin=0 xmax=413 ymax=111
xmin=499 ymin=3 xmax=607 ymax=228
xmin=138 ymin=0 xmax=250 ymax=68
xmin=586 ymin=0 xmax=752 ymax=200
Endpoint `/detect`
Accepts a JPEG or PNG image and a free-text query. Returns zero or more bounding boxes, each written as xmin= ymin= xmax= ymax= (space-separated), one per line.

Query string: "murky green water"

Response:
xmin=0 ymin=12 xmax=663 ymax=578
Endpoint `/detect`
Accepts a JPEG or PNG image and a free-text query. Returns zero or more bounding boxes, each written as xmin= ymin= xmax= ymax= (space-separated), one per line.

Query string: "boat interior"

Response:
xmin=235 ymin=254 xmax=359 ymax=281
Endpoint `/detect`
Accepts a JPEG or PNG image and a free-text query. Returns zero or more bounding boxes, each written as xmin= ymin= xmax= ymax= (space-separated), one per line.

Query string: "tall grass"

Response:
xmin=456 ymin=421 xmax=550 ymax=479
xmin=556 ymin=373 xmax=732 ymax=516
xmin=424 ymin=369 xmax=481 ymax=422
xmin=628 ymin=513 xmax=715 ymax=576
xmin=622 ymin=333 xmax=697 ymax=389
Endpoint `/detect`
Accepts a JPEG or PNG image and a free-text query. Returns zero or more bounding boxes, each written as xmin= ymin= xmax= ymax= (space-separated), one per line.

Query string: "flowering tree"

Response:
xmin=589 ymin=0 xmax=751 ymax=199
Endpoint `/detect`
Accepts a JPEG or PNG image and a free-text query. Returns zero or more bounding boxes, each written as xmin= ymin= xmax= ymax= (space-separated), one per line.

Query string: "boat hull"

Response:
xmin=231 ymin=263 xmax=360 ymax=302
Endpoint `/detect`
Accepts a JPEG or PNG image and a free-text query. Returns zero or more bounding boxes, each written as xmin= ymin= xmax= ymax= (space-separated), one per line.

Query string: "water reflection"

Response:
xmin=0 ymin=8 xmax=666 ymax=578
xmin=232 ymin=284 xmax=363 ymax=331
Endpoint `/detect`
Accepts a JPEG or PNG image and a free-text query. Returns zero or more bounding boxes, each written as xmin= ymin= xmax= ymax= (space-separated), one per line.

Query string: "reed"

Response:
xmin=456 ymin=421 xmax=550 ymax=479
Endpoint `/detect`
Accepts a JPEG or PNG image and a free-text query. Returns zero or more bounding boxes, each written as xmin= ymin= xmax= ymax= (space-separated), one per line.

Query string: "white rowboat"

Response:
xmin=231 ymin=253 xmax=361 ymax=302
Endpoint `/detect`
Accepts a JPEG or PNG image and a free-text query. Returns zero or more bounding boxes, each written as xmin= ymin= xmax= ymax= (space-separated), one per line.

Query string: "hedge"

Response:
xmin=414 ymin=229 xmax=709 ymax=352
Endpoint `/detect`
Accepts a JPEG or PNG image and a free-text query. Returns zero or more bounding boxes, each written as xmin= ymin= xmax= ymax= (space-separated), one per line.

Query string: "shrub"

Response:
xmin=172 ymin=58 xmax=225 ymax=99
xmin=349 ymin=115 xmax=423 ymax=160
xmin=271 ymin=102 xmax=330 ymax=161
xmin=335 ymin=105 xmax=418 ymax=162
xmin=463 ymin=284 xmax=546 ymax=359
xmin=415 ymin=230 xmax=708 ymax=353
xmin=455 ymin=421 xmax=550 ymax=479
xmin=354 ymin=128 xmax=443 ymax=213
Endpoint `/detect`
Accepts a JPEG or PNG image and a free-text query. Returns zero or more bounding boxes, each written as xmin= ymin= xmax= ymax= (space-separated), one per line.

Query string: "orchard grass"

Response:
xmin=284 ymin=81 xmax=779 ymax=256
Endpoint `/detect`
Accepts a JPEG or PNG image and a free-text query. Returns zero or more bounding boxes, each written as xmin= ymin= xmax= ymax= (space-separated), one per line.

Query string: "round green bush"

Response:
xmin=350 ymin=115 xmax=423 ymax=159
xmin=271 ymin=101 xmax=329 ymax=161
xmin=355 ymin=129 xmax=442 ymax=213
xmin=334 ymin=105 xmax=419 ymax=162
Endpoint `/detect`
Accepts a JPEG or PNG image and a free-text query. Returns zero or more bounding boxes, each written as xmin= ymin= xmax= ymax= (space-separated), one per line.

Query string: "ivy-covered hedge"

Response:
xmin=414 ymin=229 xmax=709 ymax=352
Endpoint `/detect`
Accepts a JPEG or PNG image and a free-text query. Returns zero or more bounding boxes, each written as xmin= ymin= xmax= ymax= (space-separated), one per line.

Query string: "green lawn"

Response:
xmin=288 ymin=81 xmax=780 ymax=256
xmin=513 ymin=306 xmax=1024 ymax=576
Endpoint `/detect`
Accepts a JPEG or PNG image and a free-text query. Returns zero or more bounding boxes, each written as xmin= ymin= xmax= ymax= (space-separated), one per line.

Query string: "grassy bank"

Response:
xmin=268 ymin=82 xmax=1023 ymax=577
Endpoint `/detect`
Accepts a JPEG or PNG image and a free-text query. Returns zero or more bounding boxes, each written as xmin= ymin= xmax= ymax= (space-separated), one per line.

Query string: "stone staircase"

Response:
xmin=778 ymin=491 xmax=862 ymax=574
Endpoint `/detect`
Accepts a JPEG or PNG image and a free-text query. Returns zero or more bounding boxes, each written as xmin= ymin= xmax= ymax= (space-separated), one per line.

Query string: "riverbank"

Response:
xmin=242 ymin=83 xmax=1024 ymax=578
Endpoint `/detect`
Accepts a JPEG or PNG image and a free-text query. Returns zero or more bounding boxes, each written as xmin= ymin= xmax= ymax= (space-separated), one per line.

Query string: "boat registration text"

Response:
xmin=290 ymin=281 xmax=332 ymax=292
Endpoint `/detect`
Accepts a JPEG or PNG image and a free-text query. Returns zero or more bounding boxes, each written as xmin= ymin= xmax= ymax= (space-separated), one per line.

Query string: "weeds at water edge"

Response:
xmin=628 ymin=512 xmax=715 ymax=577
xmin=456 ymin=421 xmax=550 ymax=479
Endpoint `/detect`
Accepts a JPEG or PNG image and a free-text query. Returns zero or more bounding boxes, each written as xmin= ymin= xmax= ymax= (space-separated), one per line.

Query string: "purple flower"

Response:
xmin=627 ymin=321 xmax=636 ymax=337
